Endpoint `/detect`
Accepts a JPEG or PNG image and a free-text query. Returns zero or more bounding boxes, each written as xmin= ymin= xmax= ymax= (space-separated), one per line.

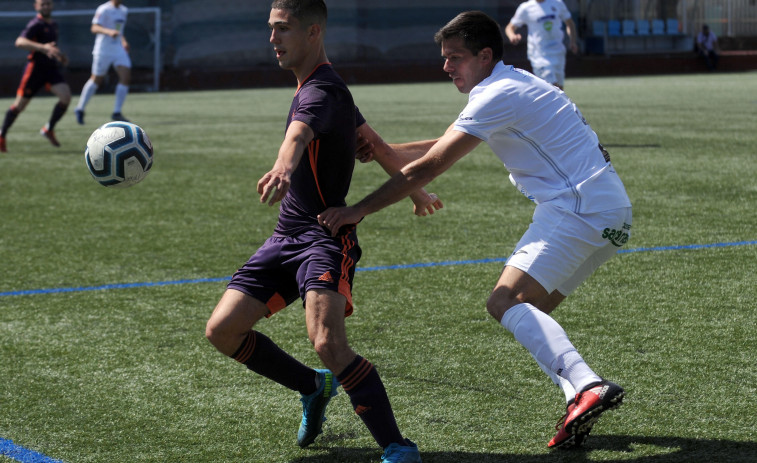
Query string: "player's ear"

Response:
xmin=479 ymin=47 xmax=493 ymax=65
xmin=308 ymin=22 xmax=322 ymax=41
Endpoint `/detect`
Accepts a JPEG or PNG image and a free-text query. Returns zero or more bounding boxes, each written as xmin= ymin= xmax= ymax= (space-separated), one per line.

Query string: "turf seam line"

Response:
xmin=0 ymin=240 xmax=755 ymax=298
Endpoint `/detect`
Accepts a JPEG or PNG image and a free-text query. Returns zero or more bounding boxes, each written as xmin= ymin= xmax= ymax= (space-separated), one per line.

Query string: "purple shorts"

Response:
xmin=17 ymin=61 xmax=65 ymax=98
xmin=227 ymin=227 xmax=361 ymax=317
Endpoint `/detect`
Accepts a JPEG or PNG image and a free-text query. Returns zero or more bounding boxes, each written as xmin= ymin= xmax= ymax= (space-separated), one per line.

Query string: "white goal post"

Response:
xmin=0 ymin=7 xmax=161 ymax=92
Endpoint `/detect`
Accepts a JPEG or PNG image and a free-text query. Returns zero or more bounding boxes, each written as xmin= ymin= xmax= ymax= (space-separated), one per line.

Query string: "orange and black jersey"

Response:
xmin=274 ymin=63 xmax=366 ymax=237
xmin=20 ymin=14 xmax=59 ymax=66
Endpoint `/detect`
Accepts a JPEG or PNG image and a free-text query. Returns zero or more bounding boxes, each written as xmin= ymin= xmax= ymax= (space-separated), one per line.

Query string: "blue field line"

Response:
xmin=0 ymin=439 xmax=64 ymax=463
xmin=0 ymin=240 xmax=755 ymax=299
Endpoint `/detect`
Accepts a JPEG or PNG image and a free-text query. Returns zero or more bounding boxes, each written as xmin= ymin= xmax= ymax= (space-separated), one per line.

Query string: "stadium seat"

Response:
xmin=636 ymin=20 xmax=650 ymax=36
xmin=592 ymin=20 xmax=606 ymax=36
xmin=622 ymin=20 xmax=636 ymax=36
xmin=652 ymin=19 xmax=665 ymax=35
xmin=607 ymin=20 xmax=621 ymax=37
xmin=666 ymin=18 xmax=680 ymax=34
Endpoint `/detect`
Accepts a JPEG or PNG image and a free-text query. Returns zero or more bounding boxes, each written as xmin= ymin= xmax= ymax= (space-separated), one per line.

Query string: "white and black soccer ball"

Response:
xmin=85 ymin=121 xmax=154 ymax=187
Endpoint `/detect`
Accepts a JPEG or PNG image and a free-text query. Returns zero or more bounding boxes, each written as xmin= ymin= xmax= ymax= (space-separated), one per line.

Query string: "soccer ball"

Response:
xmin=85 ymin=121 xmax=154 ymax=187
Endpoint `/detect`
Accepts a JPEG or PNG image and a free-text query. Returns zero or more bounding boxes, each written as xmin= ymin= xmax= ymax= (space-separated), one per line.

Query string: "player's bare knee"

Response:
xmin=312 ymin=337 xmax=343 ymax=366
xmin=486 ymin=297 xmax=506 ymax=321
xmin=204 ymin=319 xmax=227 ymax=348
xmin=486 ymin=290 xmax=524 ymax=321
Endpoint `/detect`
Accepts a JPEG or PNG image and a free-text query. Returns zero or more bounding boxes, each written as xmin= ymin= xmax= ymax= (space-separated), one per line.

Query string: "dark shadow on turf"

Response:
xmin=291 ymin=436 xmax=757 ymax=462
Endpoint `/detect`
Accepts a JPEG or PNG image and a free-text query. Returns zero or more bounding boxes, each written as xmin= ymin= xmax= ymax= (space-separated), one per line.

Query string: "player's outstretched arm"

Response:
xmin=319 ymin=129 xmax=482 ymax=236
xmin=15 ymin=37 xmax=67 ymax=65
xmin=258 ymin=120 xmax=314 ymax=206
xmin=356 ymin=122 xmax=443 ymax=216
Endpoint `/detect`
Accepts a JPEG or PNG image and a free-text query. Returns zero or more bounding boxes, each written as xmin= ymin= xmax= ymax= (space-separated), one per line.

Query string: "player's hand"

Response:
xmin=355 ymin=131 xmax=374 ymax=163
xmin=43 ymin=42 xmax=64 ymax=63
xmin=509 ymin=33 xmax=522 ymax=45
xmin=411 ymin=191 xmax=443 ymax=216
xmin=318 ymin=206 xmax=363 ymax=237
xmin=257 ymin=170 xmax=290 ymax=206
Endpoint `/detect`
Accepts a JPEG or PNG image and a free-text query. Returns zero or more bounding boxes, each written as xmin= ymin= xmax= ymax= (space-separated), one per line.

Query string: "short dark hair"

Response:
xmin=434 ymin=11 xmax=504 ymax=62
xmin=271 ymin=0 xmax=327 ymax=27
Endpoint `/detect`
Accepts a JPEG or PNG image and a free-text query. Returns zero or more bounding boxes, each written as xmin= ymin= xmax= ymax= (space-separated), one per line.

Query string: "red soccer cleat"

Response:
xmin=0 ymin=136 xmax=6 ymax=153
xmin=548 ymin=401 xmax=591 ymax=449
xmin=40 ymin=124 xmax=60 ymax=147
xmin=548 ymin=380 xmax=624 ymax=449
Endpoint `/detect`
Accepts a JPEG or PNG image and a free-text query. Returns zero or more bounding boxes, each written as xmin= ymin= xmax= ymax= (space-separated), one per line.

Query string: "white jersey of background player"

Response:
xmin=506 ymin=0 xmax=577 ymax=89
xmin=74 ymin=0 xmax=132 ymax=124
xmin=92 ymin=0 xmax=128 ymax=56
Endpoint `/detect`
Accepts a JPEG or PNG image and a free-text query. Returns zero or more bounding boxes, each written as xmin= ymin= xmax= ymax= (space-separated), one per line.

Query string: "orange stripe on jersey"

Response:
xmin=17 ymin=62 xmax=35 ymax=97
xmin=308 ymin=139 xmax=327 ymax=207
xmin=339 ymin=358 xmax=373 ymax=391
xmin=295 ymin=62 xmax=332 ymax=94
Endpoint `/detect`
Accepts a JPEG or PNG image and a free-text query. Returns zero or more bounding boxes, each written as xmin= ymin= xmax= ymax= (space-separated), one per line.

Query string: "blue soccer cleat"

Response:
xmin=297 ymin=369 xmax=338 ymax=448
xmin=74 ymin=109 xmax=85 ymax=125
xmin=381 ymin=439 xmax=421 ymax=463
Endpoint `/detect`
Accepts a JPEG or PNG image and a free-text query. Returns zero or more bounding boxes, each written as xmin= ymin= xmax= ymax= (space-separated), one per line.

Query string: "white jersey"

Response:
xmin=453 ymin=62 xmax=631 ymax=214
xmin=92 ymin=1 xmax=128 ymax=56
xmin=510 ymin=0 xmax=571 ymax=68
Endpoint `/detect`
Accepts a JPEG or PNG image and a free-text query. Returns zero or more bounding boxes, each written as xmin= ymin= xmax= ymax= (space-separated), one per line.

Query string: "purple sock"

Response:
xmin=232 ymin=331 xmax=317 ymax=395
xmin=337 ymin=356 xmax=405 ymax=448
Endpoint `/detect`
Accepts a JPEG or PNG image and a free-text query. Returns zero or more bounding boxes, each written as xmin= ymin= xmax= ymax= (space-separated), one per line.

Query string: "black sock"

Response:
xmin=1 ymin=106 xmax=20 ymax=137
xmin=48 ymin=102 xmax=68 ymax=130
xmin=337 ymin=356 xmax=405 ymax=448
xmin=231 ymin=331 xmax=317 ymax=395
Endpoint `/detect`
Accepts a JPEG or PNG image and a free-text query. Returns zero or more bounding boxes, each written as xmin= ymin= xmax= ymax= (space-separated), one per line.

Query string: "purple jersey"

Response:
xmin=274 ymin=63 xmax=366 ymax=236
xmin=20 ymin=14 xmax=59 ymax=66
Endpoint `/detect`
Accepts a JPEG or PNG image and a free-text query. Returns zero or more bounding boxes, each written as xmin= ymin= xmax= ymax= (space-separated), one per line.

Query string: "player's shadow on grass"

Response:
xmin=292 ymin=435 xmax=757 ymax=462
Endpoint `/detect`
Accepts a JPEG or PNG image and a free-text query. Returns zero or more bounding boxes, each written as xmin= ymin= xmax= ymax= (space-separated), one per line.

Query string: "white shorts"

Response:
xmin=91 ymin=48 xmax=131 ymax=76
xmin=505 ymin=203 xmax=632 ymax=296
xmin=532 ymin=55 xmax=566 ymax=87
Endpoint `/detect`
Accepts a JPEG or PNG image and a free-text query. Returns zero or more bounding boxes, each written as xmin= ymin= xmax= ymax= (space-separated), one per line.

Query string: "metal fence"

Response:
xmin=580 ymin=0 xmax=757 ymax=36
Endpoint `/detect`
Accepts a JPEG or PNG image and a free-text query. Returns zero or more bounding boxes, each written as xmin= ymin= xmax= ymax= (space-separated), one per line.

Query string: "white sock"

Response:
xmin=77 ymin=79 xmax=98 ymax=111
xmin=534 ymin=357 xmax=577 ymax=404
xmin=558 ymin=349 xmax=603 ymax=395
xmin=501 ymin=303 xmax=601 ymax=396
xmin=114 ymin=84 xmax=129 ymax=114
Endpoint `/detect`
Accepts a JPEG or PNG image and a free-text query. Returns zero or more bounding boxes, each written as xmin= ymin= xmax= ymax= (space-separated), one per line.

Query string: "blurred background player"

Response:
xmin=505 ymin=0 xmax=578 ymax=90
xmin=318 ymin=10 xmax=631 ymax=450
xmin=74 ymin=0 xmax=131 ymax=124
xmin=0 ymin=0 xmax=71 ymax=153
xmin=696 ymin=24 xmax=720 ymax=71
